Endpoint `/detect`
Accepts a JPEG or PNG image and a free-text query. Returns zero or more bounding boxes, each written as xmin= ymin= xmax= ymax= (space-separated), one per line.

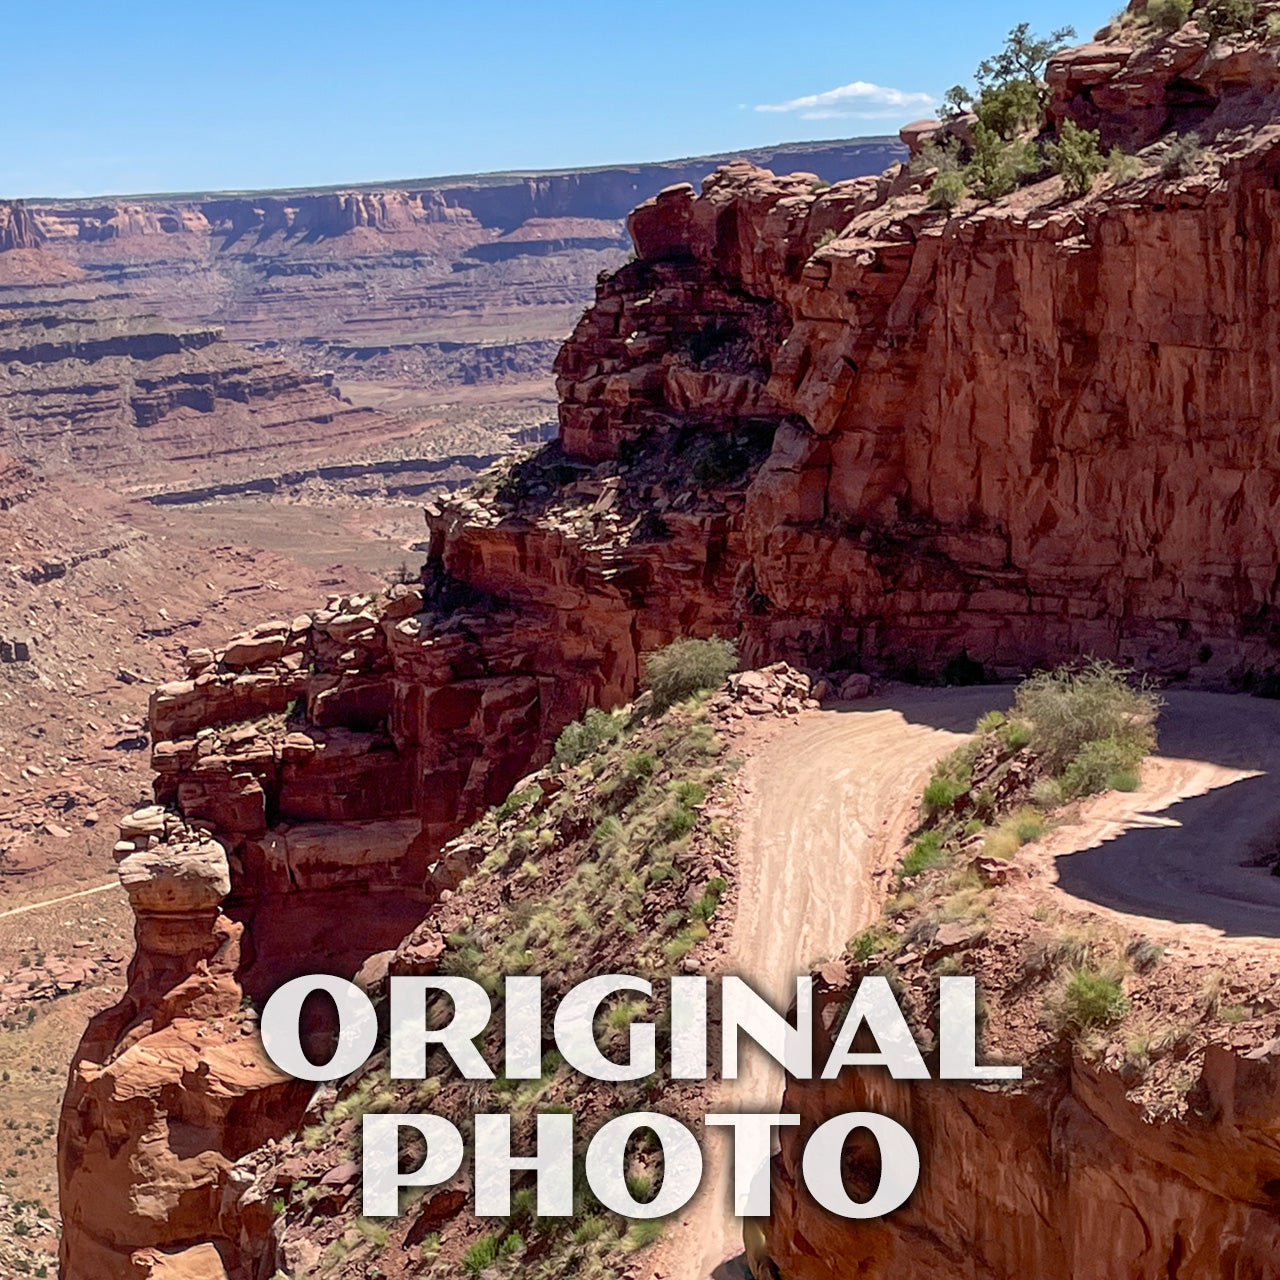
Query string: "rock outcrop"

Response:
xmin=767 ymin=962 xmax=1280 ymax=1280
xmin=0 ymin=201 xmax=41 ymax=252
xmin=552 ymin=29 xmax=1280 ymax=684
xmin=59 ymin=812 xmax=312 ymax=1280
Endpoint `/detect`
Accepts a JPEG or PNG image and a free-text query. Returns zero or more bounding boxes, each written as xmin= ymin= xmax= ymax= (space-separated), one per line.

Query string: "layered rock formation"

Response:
xmin=0 ymin=201 xmax=40 ymax=252
xmin=57 ymin=12 xmax=1280 ymax=1279
xmin=769 ymin=1033 xmax=1280 ymax=1278
xmin=0 ymin=140 xmax=902 ymax=395
xmin=59 ymin=811 xmax=312 ymax=1280
xmin=0 ymin=309 xmax=395 ymax=482
xmin=553 ymin=31 xmax=1280 ymax=683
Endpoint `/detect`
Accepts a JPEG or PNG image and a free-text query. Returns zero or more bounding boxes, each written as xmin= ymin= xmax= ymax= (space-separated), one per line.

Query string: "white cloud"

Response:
xmin=755 ymin=80 xmax=937 ymax=121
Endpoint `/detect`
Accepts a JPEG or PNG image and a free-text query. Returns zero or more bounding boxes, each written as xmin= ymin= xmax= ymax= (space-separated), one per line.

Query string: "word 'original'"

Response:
xmin=260 ymin=973 xmax=1020 ymax=1219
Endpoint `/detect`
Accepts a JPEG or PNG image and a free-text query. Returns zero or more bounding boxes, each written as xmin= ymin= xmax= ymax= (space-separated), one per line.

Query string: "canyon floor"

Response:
xmin=653 ymin=688 xmax=1280 ymax=1280
xmin=0 ymin=485 xmax=429 ymax=1263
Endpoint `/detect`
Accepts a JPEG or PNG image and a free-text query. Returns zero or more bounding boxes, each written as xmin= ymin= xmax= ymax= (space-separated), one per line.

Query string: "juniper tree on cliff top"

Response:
xmin=942 ymin=22 xmax=1077 ymax=139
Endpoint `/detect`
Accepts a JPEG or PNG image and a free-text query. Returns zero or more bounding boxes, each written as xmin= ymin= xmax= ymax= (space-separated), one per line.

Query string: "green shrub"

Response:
xmin=965 ymin=124 xmax=1038 ymax=199
xmin=1013 ymin=809 xmax=1047 ymax=843
xmin=849 ymin=927 xmax=890 ymax=962
xmin=463 ymin=1234 xmax=501 ymax=1275
xmin=1013 ymin=660 xmax=1161 ymax=774
xmin=553 ymin=707 xmax=625 ymax=766
xmin=573 ymin=1216 xmax=607 ymax=1243
xmin=672 ymin=779 xmax=707 ymax=805
xmin=623 ymin=1219 xmax=665 ymax=1250
xmin=1161 ymin=132 xmax=1204 ymax=177
xmin=1046 ymin=120 xmax=1106 ymax=196
xmin=902 ymin=829 xmax=948 ymax=877
xmin=643 ymin=637 xmax=738 ymax=713
xmin=975 ymin=78 xmax=1044 ymax=139
xmin=1126 ymin=937 xmax=1164 ymax=973
xmin=813 ymin=227 xmax=838 ymax=250
xmin=1268 ymin=10 xmax=1280 ymax=39
xmin=975 ymin=709 xmax=1007 ymax=734
xmin=943 ymin=23 xmax=1075 ymax=136
xmin=659 ymin=804 xmax=696 ymax=842
xmin=1060 ymin=735 xmax=1147 ymax=798
xmin=922 ymin=775 xmax=966 ymax=817
xmin=625 ymin=751 xmax=657 ymax=779
xmin=1058 ymin=966 xmax=1130 ymax=1031
xmin=690 ymin=876 xmax=727 ymax=921
xmin=1106 ymin=147 xmax=1142 ymax=182
xmin=1031 ymin=776 xmax=1065 ymax=808
xmin=1197 ymin=0 xmax=1257 ymax=37
xmin=927 ymin=168 xmax=969 ymax=210
xmin=912 ymin=135 xmax=963 ymax=176
xmin=493 ymin=785 xmax=539 ymax=822
xmin=1146 ymin=0 xmax=1193 ymax=30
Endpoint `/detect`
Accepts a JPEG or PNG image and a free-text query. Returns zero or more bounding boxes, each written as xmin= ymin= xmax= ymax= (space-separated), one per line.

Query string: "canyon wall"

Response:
xmin=57 ymin=16 xmax=1280 ymax=1280
xmin=0 ymin=309 xmax=395 ymax=483
xmin=766 ymin=963 xmax=1280 ymax=1280
xmin=0 ymin=139 xmax=903 ymax=396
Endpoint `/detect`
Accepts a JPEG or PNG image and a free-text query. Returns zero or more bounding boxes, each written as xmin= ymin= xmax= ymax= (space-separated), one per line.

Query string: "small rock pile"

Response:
xmin=711 ymin=663 xmax=817 ymax=717
xmin=0 ymin=952 xmax=102 ymax=1023
xmin=112 ymin=803 xmax=191 ymax=861
xmin=0 ymin=1190 xmax=55 ymax=1277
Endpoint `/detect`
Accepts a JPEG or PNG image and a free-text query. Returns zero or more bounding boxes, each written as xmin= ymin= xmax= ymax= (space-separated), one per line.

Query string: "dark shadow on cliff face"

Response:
xmin=230 ymin=887 xmax=433 ymax=1004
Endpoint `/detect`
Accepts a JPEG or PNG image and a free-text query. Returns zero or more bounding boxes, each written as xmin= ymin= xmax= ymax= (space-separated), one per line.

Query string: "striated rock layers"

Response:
xmin=556 ymin=98 xmax=1280 ymax=681
xmin=0 ymin=140 xmax=903 ymax=396
xmin=57 ymin=18 xmax=1280 ymax=1280
xmin=0 ymin=309 xmax=392 ymax=482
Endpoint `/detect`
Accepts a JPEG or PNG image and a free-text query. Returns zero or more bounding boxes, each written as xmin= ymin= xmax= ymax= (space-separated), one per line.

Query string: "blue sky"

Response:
xmin=3 ymin=0 xmax=1116 ymax=198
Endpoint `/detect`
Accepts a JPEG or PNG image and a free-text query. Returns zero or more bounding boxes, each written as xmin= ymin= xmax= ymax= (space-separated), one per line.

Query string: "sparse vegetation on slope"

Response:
xmin=910 ymin=661 xmax=1160 ymax=860
xmin=926 ymin=21 xmax=1151 ymax=207
xmin=1045 ymin=120 xmax=1107 ymax=196
xmin=831 ymin=662 xmax=1275 ymax=1116
xmin=256 ymin=652 xmax=757 ymax=1280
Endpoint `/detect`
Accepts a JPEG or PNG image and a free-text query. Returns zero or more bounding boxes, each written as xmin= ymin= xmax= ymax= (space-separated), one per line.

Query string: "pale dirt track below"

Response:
xmin=0 ymin=879 xmax=120 ymax=922
xmin=663 ymin=687 xmax=1003 ymax=1280
xmin=663 ymin=686 xmax=1280 ymax=1280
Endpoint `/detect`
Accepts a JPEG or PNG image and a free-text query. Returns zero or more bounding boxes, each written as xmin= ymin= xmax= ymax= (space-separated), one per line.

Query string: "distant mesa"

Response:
xmin=0 ymin=138 xmax=905 ymax=405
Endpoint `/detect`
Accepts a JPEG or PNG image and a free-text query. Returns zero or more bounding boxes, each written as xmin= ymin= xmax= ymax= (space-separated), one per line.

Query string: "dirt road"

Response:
xmin=1044 ymin=690 xmax=1280 ymax=942
xmin=671 ymin=687 xmax=1004 ymax=1280
xmin=0 ymin=879 xmax=119 ymax=922
xmin=672 ymin=686 xmax=1280 ymax=1279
